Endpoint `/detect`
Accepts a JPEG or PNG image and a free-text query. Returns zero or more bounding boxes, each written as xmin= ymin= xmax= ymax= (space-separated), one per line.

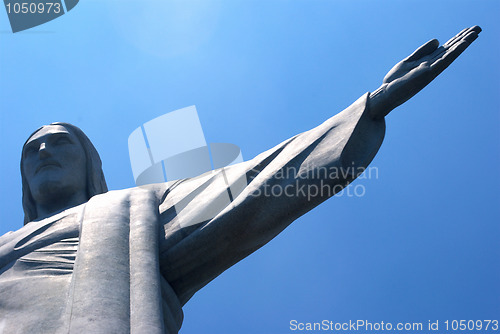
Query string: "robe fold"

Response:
xmin=0 ymin=93 xmax=385 ymax=334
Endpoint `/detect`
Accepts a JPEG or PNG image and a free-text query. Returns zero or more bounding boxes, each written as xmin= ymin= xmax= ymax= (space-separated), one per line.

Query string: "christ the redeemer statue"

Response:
xmin=0 ymin=27 xmax=480 ymax=334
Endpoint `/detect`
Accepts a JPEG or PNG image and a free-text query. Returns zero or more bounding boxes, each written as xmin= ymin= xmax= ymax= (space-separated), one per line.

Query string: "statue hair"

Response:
xmin=21 ymin=122 xmax=108 ymax=225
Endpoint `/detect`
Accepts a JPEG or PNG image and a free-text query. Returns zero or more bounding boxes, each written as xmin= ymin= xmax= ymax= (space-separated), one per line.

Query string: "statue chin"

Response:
xmin=31 ymin=181 xmax=83 ymax=208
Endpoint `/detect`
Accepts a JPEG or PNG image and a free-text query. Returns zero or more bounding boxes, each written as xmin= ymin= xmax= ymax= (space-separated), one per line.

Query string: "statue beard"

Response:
xmin=30 ymin=178 xmax=88 ymax=214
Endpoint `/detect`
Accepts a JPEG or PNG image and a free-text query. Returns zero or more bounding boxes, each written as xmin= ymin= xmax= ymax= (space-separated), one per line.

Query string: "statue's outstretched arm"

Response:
xmin=158 ymin=26 xmax=480 ymax=305
xmin=369 ymin=26 xmax=481 ymax=119
xmin=160 ymin=93 xmax=385 ymax=305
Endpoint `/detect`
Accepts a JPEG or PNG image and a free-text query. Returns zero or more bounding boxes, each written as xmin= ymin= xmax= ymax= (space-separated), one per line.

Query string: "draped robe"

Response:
xmin=0 ymin=93 xmax=385 ymax=334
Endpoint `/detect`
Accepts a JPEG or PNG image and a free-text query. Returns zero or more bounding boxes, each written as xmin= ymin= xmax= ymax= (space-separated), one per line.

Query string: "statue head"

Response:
xmin=21 ymin=123 xmax=108 ymax=225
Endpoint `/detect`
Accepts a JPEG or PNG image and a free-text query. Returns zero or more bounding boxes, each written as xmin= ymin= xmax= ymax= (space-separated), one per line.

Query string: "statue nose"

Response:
xmin=39 ymin=142 xmax=50 ymax=158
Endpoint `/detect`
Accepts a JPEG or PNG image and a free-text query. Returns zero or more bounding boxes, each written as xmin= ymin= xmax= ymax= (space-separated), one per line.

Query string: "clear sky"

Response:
xmin=0 ymin=1 xmax=499 ymax=333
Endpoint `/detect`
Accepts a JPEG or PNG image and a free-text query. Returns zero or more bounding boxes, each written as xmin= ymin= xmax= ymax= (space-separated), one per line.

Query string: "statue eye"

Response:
xmin=23 ymin=144 xmax=37 ymax=156
xmin=54 ymin=136 xmax=72 ymax=145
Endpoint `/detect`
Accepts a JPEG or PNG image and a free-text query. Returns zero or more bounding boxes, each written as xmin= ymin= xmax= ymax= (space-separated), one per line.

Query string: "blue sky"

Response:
xmin=1 ymin=1 xmax=499 ymax=333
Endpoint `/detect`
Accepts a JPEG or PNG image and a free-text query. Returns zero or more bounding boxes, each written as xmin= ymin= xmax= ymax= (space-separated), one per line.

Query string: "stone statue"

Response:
xmin=0 ymin=26 xmax=481 ymax=334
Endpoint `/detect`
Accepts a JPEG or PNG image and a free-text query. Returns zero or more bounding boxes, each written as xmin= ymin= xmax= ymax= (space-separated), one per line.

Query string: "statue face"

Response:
xmin=22 ymin=125 xmax=87 ymax=205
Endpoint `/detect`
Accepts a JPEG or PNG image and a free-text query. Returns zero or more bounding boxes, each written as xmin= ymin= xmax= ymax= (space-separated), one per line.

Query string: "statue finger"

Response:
xmin=404 ymin=39 xmax=439 ymax=62
xmin=426 ymin=46 xmax=447 ymax=64
xmin=443 ymin=27 xmax=469 ymax=47
xmin=444 ymin=26 xmax=481 ymax=48
xmin=430 ymin=43 xmax=468 ymax=73
xmin=463 ymin=27 xmax=481 ymax=43
xmin=430 ymin=32 xmax=478 ymax=74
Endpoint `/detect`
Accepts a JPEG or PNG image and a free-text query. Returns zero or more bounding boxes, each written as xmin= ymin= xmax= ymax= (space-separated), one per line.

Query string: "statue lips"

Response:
xmin=35 ymin=161 xmax=61 ymax=174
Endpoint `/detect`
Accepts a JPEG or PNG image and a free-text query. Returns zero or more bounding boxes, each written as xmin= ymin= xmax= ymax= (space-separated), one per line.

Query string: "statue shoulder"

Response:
xmin=0 ymin=230 xmax=14 ymax=247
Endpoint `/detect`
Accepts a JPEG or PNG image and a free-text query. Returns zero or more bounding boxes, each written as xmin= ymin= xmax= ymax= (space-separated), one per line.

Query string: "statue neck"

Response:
xmin=34 ymin=191 xmax=88 ymax=221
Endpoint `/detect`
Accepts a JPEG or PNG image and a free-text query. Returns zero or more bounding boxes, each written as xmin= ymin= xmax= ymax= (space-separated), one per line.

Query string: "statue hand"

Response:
xmin=369 ymin=26 xmax=481 ymax=119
